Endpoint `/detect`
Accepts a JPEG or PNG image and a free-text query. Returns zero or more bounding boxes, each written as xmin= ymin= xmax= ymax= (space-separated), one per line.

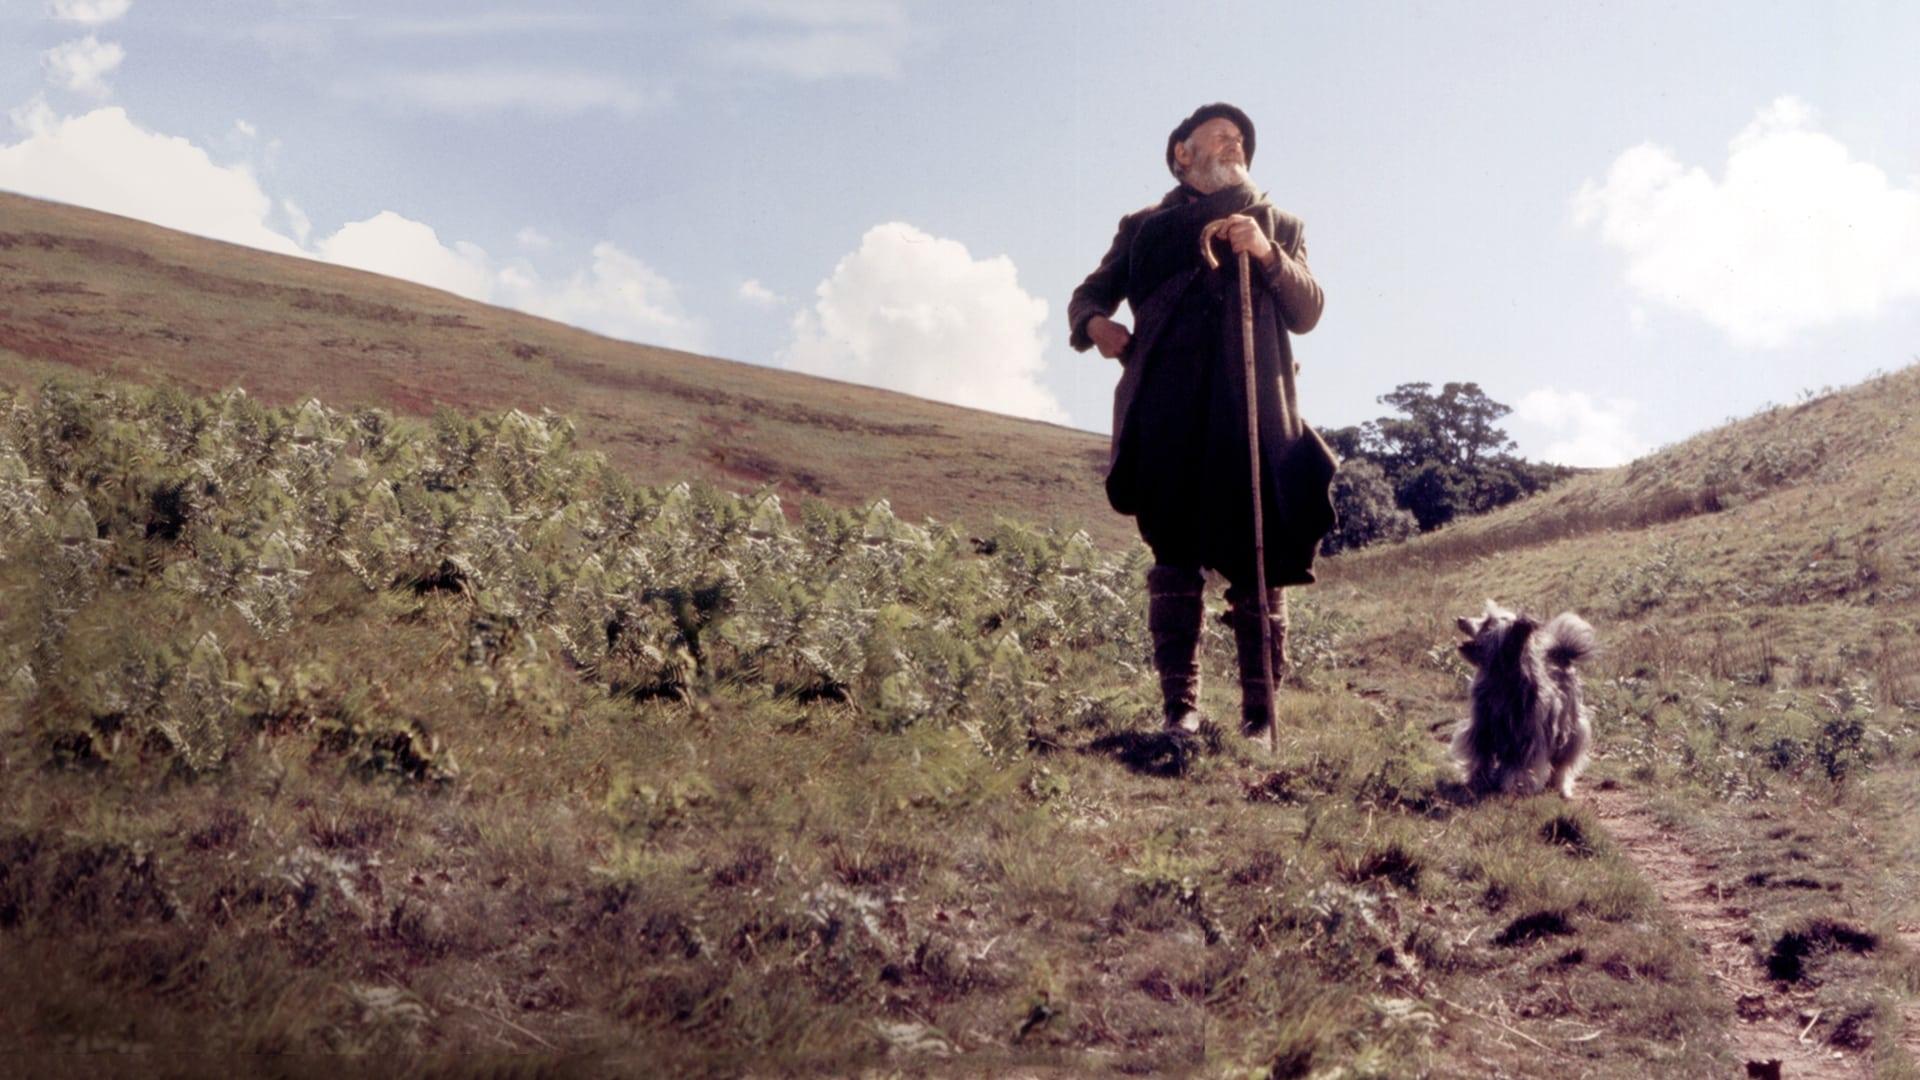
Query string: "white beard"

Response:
xmin=1188 ymin=156 xmax=1249 ymax=193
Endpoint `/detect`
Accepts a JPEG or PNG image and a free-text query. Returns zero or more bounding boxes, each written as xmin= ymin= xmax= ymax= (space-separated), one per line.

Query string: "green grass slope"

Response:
xmin=0 ymin=375 xmax=1751 ymax=1077
xmin=1324 ymin=363 xmax=1920 ymax=1075
xmin=2 ymin=189 xmax=1918 ymax=1074
xmin=0 ymin=191 xmax=1122 ymax=546
xmin=1335 ymin=363 xmax=1920 ymax=698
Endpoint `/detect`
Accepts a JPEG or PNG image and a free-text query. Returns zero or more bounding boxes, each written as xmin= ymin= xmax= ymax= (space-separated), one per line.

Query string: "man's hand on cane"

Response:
xmin=1217 ymin=214 xmax=1278 ymax=268
xmin=1087 ymin=314 xmax=1132 ymax=360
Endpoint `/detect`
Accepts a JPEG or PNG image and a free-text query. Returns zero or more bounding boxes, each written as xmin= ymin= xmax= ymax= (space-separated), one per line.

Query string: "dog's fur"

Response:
xmin=1452 ymin=601 xmax=1595 ymax=798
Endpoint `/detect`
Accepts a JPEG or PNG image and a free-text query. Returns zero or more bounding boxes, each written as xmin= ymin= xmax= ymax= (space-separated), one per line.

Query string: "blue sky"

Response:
xmin=4 ymin=1 xmax=1918 ymax=466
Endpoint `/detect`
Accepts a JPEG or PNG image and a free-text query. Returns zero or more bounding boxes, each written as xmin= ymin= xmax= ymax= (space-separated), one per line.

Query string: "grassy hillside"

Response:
xmin=3 ymin=365 xmax=1916 ymax=1076
xmin=2 ymin=192 xmax=1918 ymax=1075
xmin=0 ymin=191 xmax=1124 ymax=547
xmin=1335 ymin=363 xmax=1920 ymax=699
xmin=1323 ymin=364 xmax=1920 ymax=1074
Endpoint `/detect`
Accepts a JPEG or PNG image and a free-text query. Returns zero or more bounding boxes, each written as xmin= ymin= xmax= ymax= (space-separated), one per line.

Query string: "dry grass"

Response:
xmin=0 ymin=376 xmax=1751 ymax=1077
xmin=1325 ymin=363 xmax=1920 ymax=1073
xmin=2 ymin=193 xmax=1918 ymax=1074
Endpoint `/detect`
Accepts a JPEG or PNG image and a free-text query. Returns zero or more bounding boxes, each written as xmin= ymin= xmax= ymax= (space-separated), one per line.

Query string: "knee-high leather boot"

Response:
xmin=1226 ymin=584 xmax=1290 ymax=735
xmin=1146 ymin=564 xmax=1206 ymax=732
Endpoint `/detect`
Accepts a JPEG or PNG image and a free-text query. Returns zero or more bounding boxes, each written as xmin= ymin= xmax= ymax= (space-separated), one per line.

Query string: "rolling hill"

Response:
xmin=2 ymin=186 xmax=1918 ymax=1075
xmin=0 ymin=190 xmax=1126 ymax=545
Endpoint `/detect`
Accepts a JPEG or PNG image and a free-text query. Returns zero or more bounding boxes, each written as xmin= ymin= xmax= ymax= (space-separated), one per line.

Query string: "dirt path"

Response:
xmin=1588 ymin=784 xmax=1864 ymax=1079
xmin=1901 ymin=925 xmax=1920 ymax=1075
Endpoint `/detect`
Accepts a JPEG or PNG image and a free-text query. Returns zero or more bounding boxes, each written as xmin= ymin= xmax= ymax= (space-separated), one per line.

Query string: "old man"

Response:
xmin=1068 ymin=102 xmax=1336 ymax=736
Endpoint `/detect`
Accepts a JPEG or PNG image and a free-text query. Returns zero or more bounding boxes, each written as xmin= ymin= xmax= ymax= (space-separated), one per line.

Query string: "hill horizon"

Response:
xmin=0 ymin=190 xmax=1128 ymax=545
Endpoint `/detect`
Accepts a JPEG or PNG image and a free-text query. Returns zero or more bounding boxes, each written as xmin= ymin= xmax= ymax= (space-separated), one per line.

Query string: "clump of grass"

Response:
xmin=1765 ymin=918 xmax=1879 ymax=983
xmin=1494 ymin=910 xmax=1576 ymax=947
xmin=1341 ymin=842 xmax=1423 ymax=893
xmin=827 ymin=837 xmax=932 ymax=889
xmin=1539 ymin=813 xmax=1597 ymax=857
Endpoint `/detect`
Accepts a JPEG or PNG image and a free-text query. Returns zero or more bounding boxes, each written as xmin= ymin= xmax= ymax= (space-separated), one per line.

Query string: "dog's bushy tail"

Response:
xmin=1543 ymin=613 xmax=1595 ymax=668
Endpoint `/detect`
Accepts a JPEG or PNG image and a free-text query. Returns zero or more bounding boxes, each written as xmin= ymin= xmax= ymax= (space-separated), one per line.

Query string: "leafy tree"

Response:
xmin=1322 ymin=424 xmax=1365 ymax=463
xmin=1324 ymin=382 xmax=1578 ymax=541
xmin=1366 ymin=382 xmax=1515 ymax=476
xmin=1394 ymin=460 xmax=1467 ymax=531
xmin=1322 ymin=457 xmax=1416 ymax=555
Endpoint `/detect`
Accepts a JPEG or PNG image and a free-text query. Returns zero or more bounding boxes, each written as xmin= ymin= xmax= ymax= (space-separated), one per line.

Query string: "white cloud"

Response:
xmin=42 ymin=35 xmax=125 ymax=98
xmin=1513 ymin=388 xmax=1647 ymax=468
xmin=0 ymin=106 xmax=301 ymax=255
xmin=281 ymin=197 xmax=311 ymax=246
xmin=515 ymin=225 xmax=552 ymax=250
xmin=317 ymin=211 xmax=496 ymax=301
xmin=233 ymin=119 xmax=257 ymax=138
xmin=499 ymin=242 xmax=704 ymax=351
xmin=0 ymin=104 xmax=702 ymax=351
xmin=335 ymin=68 xmax=667 ymax=118
xmin=782 ymin=222 xmax=1067 ymax=424
xmin=316 ymin=217 xmax=703 ymax=348
xmin=713 ymin=0 xmax=913 ymax=79
xmin=49 ymin=0 xmax=131 ymax=25
xmin=1575 ymin=96 xmax=1920 ymax=348
xmin=9 ymin=94 xmax=57 ymax=136
xmin=737 ymin=277 xmax=782 ymax=305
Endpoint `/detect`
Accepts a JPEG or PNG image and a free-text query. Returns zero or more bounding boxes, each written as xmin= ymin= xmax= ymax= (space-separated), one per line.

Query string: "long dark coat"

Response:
xmin=1069 ymin=181 xmax=1337 ymax=585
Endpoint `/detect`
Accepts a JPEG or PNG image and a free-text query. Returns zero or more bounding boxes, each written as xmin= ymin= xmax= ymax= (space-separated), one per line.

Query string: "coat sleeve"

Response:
xmin=1259 ymin=223 xmax=1324 ymax=335
xmin=1067 ymin=213 xmax=1136 ymax=352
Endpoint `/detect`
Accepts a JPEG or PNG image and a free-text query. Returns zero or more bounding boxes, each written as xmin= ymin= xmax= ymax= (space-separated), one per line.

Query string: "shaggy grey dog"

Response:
xmin=1452 ymin=601 xmax=1595 ymax=798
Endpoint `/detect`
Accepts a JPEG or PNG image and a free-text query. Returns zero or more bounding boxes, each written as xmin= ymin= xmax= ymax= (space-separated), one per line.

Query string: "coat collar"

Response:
xmin=1159 ymin=180 xmax=1269 ymax=213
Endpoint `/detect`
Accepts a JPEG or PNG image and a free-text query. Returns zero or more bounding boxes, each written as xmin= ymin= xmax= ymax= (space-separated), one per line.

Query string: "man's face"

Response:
xmin=1175 ymin=117 xmax=1248 ymax=192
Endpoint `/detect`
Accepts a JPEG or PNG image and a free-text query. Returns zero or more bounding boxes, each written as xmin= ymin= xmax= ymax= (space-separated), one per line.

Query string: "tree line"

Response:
xmin=1320 ymin=382 xmax=1579 ymax=554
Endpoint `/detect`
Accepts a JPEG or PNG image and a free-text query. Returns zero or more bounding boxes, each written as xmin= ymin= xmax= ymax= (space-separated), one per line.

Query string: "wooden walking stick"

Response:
xmin=1199 ymin=217 xmax=1292 ymax=751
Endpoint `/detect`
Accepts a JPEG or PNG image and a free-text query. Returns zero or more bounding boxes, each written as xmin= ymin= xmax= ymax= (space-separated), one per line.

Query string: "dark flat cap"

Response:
xmin=1165 ymin=102 xmax=1256 ymax=177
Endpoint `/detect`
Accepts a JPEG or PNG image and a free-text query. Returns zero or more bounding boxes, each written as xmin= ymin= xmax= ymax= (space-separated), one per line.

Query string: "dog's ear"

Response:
xmin=1456 ymin=616 xmax=1478 ymax=636
xmin=1501 ymin=615 xmax=1536 ymax=658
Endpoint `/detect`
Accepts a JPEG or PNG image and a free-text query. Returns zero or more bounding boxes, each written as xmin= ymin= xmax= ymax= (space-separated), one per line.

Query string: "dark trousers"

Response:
xmin=1140 ymin=511 xmax=1290 ymax=731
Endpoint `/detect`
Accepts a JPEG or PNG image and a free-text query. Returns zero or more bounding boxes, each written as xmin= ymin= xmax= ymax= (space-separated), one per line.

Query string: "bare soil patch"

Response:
xmin=1589 ymin=784 xmax=1865 ymax=1078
